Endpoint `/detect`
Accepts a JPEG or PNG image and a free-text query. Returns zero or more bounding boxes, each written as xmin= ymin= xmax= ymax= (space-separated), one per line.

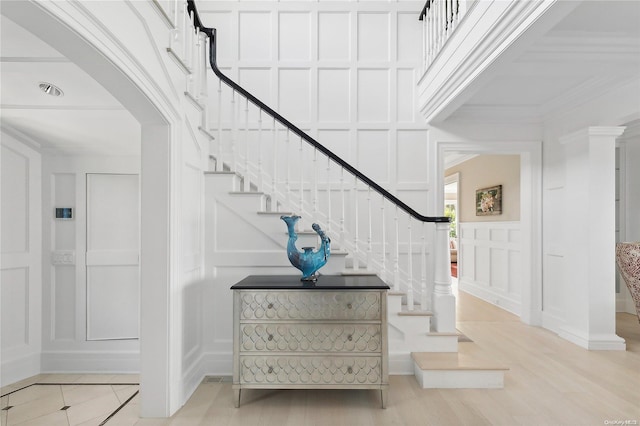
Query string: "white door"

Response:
xmin=86 ymin=173 xmax=139 ymax=340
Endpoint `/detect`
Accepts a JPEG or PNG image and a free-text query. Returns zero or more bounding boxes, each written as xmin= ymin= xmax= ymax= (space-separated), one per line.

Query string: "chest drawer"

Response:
xmin=240 ymin=323 xmax=382 ymax=353
xmin=239 ymin=355 xmax=382 ymax=385
xmin=239 ymin=290 xmax=381 ymax=321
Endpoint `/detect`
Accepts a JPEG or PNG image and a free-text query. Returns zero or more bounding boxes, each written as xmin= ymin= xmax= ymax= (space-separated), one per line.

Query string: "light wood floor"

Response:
xmin=115 ymin=291 xmax=640 ymax=426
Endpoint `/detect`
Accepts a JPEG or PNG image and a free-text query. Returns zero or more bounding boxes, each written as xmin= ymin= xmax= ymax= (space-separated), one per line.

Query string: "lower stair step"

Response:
xmin=412 ymin=342 xmax=508 ymax=389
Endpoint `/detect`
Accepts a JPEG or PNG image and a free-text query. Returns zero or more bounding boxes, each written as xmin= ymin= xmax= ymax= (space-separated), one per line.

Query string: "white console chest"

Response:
xmin=231 ymin=275 xmax=389 ymax=408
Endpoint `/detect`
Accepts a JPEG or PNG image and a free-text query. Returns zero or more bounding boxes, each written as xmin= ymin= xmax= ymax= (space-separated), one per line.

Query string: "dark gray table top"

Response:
xmin=230 ymin=275 xmax=390 ymax=290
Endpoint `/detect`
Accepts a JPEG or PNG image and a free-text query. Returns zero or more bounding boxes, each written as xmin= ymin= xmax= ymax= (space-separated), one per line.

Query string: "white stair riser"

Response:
xmin=227 ymin=195 xmax=266 ymax=211
xmin=413 ymin=366 xmax=505 ymax=389
xmin=389 ymin=315 xmax=432 ymax=334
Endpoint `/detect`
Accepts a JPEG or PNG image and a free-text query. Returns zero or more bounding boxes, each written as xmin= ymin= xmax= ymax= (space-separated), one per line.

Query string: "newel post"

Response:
xmin=433 ymin=221 xmax=456 ymax=332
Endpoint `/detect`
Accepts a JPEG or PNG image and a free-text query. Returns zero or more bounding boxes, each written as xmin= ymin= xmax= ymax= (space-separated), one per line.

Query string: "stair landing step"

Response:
xmin=412 ymin=343 xmax=508 ymax=371
xmin=229 ymin=191 xmax=265 ymax=195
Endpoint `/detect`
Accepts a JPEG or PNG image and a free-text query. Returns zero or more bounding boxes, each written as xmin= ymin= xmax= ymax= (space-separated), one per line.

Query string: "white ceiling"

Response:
xmin=454 ymin=0 xmax=640 ymax=122
xmin=0 ymin=15 xmax=140 ymax=156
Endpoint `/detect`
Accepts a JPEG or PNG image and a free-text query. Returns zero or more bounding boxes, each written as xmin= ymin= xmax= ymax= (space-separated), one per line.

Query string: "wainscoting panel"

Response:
xmin=459 ymin=222 xmax=522 ymax=316
xmin=0 ymin=133 xmax=41 ymax=386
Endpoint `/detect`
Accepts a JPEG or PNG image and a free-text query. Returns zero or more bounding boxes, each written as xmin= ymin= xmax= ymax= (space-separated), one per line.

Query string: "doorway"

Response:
xmin=435 ymin=141 xmax=542 ymax=326
xmin=444 ymin=173 xmax=459 ymax=280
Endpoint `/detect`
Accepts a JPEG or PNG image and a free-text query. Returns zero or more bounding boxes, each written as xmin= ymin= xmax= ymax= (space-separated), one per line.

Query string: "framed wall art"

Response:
xmin=476 ymin=185 xmax=502 ymax=216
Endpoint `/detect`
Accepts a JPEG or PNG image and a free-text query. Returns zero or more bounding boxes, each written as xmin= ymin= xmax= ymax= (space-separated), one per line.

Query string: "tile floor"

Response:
xmin=1 ymin=375 xmax=139 ymax=426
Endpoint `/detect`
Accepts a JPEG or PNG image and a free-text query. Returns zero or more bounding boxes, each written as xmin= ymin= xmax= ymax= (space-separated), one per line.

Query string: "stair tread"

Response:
xmin=398 ymin=308 xmax=433 ymax=316
xmin=388 ymin=291 xmax=405 ymax=297
xmin=257 ymin=211 xmax=294 ymax=215
xmin=412 ymin=343 xmax=509 ymax=371
xmin=205 ymin=171 xmax=237 ymax=175
xmin=229 ymin=191 xmax=265 ymax=195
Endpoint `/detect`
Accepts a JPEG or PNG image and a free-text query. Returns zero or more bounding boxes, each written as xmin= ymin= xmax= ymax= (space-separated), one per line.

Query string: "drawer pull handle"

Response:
xmin=347 ymin=367 xmax=353 ymax=374
xmin=268 ymin=367 xmax=273 ymax=374
xmin=268 ymin=334 xmax=274 ymax=341
xmin=347 ymin=335 xmax=353 ymax=341
xmin=267 ymin=303 xmax=274 ymax=309
xmin=347 ymin=303 xmax=352 ymax=309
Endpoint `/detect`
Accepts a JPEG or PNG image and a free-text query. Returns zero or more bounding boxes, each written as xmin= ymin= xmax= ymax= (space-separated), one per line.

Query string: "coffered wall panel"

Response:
xmin=279 ymin=12 xmax=311 ymax=61
xmin=318 ymin=68 xmax=350 ymax=122
xmin=239 ymin=12 xmax=272 ymax=61
xmin=278 ymin=68 xmax=311 ymax=123
xmin=357 ymin=13 xmax=390 ymax=62
xmin=318 ymin=12 xmax=350 ymax=61
xmin=357 ymin=69 xmax=390 ymax=123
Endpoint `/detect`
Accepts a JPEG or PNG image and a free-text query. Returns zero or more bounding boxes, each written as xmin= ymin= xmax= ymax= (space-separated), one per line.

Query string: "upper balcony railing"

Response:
xmin=419 ymin=0 xmax=472 ymax=70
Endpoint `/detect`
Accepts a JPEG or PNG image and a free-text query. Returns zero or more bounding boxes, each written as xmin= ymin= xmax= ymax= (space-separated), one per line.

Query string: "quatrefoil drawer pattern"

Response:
xmin=232 ymin=279 xmax=389 ymax=408
xmin=239 ymin=356 xmax=382 ymax=385
xmin=240 ymin=323 xmax=382 ymax=352
xmin=239 ymin=291 xmax=381 ymax=320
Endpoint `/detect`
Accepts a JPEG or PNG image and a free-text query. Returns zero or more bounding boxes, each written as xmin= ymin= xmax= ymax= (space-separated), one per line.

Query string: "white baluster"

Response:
xmin=182 ymin=1 xmax=187 ymax=61
xmin=188 ymin=9 xmax=194 ymax=69
xmin=421 ymin=221 xmax=428 ymax=311
xmin=407 ymin=216 xmax=414 ymax=311
xmin=380 ymin=195 xmax=387 ymax=284
xmin=272 ymin=118 xmax=278 ymax=206
xmin=340 ymin=167 xmax=346 ymax=243
xmin=230 ymin=90 xmax=237 ymax=171
xmin=313 ymin=148 xmax=318 ymax=217
xmin=257 ymin=109 xmax=263 ymax=190
xmin=326 ymin=157 xmax=332 ymax=233
xmin=243 ymin=98 xmax=249 ymax=191
xmin=367 ymin=187 xmax=372 ymax=266
xmin=216 ymin=79 xmax=223 ymax=171
xmin=299 ymin=137 xmax=304 ymax=213
xmin=285 ymin=130 xmax=291 ymax=207
xmin=394 ymin=205 xmax=400 ymax=292
xmin=353 ymin=175 xmax=359 ymax=271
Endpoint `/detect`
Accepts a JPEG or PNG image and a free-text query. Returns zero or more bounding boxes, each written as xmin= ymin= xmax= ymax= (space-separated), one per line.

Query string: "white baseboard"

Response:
xmin=458 ymin=279 xmax=521 ymax=316
xmin=41 ymin=350 xmax=140 ymax=373
xmin=1 ymin=352 xmax=40 ymax=387
xmin=557 ymin=327 xmax=626 ymax=351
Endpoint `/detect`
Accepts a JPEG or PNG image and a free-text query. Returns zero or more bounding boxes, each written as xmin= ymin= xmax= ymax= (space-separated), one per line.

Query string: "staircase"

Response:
xmin=187 ymin=0 xmax=506 ymax=388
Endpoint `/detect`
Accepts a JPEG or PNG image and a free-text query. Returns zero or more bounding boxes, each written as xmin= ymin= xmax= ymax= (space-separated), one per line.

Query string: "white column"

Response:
xmin=559 ymin=126 xmax=626 ymax=350
xmin=433 ymin=221 xmax=455 ymax=332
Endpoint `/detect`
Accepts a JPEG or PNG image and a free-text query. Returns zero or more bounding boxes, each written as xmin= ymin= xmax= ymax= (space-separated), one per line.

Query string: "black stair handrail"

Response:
xmin=188 ymin=0 xmax=448 ymax=224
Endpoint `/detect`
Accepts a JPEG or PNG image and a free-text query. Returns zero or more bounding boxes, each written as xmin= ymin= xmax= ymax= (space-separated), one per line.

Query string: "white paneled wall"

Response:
xmin=1 ymin=131 xmax=42 ymax=386
xmin=459 ymin=222 xmax=522 ymax=316
xmin=201 ymin=1 xmax=430 ymax=198
xmin=41 ymin=156 xmax=141 ymax=373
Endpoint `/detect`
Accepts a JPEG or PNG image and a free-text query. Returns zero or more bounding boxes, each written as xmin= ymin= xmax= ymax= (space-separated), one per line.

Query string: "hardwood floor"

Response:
xmin=3 ymin=293 xmax=638 ymax=425
xmin=121 ymin=291 xmax=640 ymax=425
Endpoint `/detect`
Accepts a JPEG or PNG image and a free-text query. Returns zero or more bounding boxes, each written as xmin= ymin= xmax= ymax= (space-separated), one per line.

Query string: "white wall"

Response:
xmin=41 ymin=155 xmax=141 ymax=373
xmin=201 ymin=0 xmax=431 ymax=206
xmin=2 ymin=0 xmax=212 ymax=416
xmin=0 ymin=129 xmax=42 ymax=386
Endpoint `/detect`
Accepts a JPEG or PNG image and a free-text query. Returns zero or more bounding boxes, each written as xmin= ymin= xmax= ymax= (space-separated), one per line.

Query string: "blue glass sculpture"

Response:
xmin=281 ymin=215 xmax=331 ymax=282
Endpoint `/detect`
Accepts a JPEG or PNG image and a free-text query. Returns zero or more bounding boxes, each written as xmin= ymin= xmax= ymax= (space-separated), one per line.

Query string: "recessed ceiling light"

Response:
xmin=39 ymin=82 xmax=63 ymax=97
